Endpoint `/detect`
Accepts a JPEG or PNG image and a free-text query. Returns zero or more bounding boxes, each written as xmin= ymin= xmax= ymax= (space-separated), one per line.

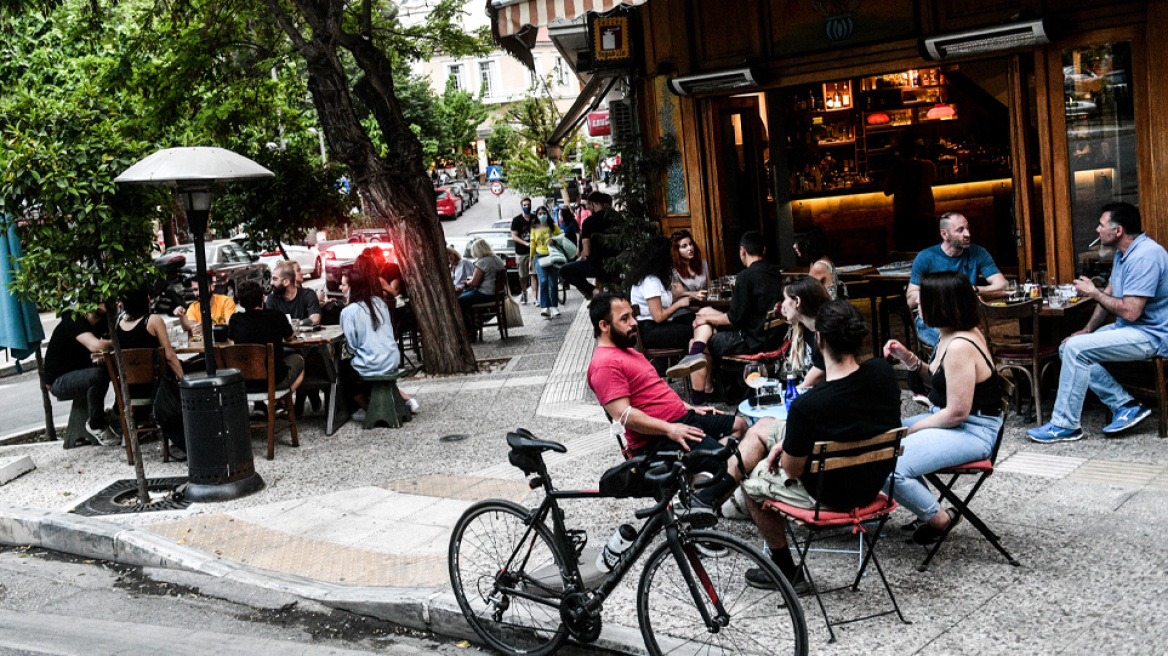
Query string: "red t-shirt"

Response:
xmin=587 ymin=346 xmax=687 ymax=451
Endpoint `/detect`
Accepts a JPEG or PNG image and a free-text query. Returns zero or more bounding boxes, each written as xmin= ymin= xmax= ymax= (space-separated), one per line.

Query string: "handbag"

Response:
xmin=598 ymin=455 xmax=657 ymax=498
xmin=503 ymin=294 xmax=524 ymax=327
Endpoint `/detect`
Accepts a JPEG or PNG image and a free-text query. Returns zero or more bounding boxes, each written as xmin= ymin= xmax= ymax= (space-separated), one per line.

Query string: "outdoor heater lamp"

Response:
xmin=115 ymin=147 xmax=273 ymax=502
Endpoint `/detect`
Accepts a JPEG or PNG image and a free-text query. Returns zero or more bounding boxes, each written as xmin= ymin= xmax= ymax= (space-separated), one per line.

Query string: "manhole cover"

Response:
xmin=439 ymin=434 xmax=469 ymax=443
xmin=71 ymin=477 xmax=192 ymax=516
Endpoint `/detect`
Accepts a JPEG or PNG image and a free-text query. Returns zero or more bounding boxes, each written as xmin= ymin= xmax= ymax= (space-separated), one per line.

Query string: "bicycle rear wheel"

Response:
xmin=448 ymin=500 xmax=569 ymax=656
xmin=637 ymin=529 xmax=808 ymax=656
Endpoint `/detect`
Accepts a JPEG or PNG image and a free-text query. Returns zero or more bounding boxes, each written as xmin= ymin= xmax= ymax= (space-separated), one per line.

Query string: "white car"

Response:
xmin=231 ymin=236 xmax=322 ymax=279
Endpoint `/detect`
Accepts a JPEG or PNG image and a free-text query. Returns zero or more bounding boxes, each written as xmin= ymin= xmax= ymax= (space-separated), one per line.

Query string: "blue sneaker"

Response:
xmin=1103 ymin=404 xmax=1152 ymax=435
xmin=1027 ymin=422 xmax=1083 ymax=443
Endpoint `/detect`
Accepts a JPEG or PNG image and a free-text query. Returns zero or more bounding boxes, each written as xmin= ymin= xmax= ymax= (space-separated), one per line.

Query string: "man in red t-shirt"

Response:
xmin=587 ymin=293 xmax=767 ymax=525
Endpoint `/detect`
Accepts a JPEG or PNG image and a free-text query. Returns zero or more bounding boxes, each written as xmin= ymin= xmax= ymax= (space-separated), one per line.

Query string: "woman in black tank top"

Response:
xmin=882 ymin=272 xmax=1005 ymax=545
xmin=117 ymin=287 xmax=186 ymax=385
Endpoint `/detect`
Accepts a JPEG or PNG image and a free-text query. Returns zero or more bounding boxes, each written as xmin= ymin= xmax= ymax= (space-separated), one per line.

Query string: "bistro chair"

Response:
xmin=104 ymin=348 xmax=168 ymax=464
xmin=917 ymin=397 xmax=1020 ymax=572
xmin=630 ymin=303 xmax=688 ymax=379
xmin=762 ymin=427 xmax=910 ymax=643
xmin=214 ymin=343 xmax=298 ymax=460
xmin=978 ymin=297 xmax=1058 ymax=425
xmin=716 ymin=313 xmax=787 ymax=402
xmin=469 ymin=269 xmax=509 ymax=342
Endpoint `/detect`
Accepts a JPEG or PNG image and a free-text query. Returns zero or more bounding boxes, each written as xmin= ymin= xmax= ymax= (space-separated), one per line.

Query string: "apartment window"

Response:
xmin=553 ymin=56 xmax=570 ymax=88
xmin=529 ymin=56 xmax=542 ymax=89
xmin=447 ymin=63 xmax=465 ymax=92
xmin=478 ymin=61 xmax=497 ymax=97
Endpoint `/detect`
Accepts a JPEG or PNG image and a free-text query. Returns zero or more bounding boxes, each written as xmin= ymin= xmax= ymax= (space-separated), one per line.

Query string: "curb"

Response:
xmin=0 ymin=504 xmax=645 ymax=655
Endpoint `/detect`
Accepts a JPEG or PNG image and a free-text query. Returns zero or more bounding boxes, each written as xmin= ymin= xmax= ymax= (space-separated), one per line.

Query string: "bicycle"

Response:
xmin=448 ymin=428 xmax=809 ymax=656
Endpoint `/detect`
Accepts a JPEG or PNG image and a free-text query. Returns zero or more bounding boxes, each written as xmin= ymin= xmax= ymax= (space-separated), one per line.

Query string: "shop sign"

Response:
xmin=587 ymin=8 xmax=637 ymax=70
xmin=587 ymin=111 xmax=611 ymax=137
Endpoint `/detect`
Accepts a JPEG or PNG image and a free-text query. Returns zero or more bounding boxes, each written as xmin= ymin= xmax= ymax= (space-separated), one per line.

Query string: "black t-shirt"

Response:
xmin=580 ymin=209 xmax=611 ymax=267
xmin=228 ymin=309 xmax=293 ymax=382
xmin=264 ymin=287 xmax=320 ymax=321
xmin=44 ymin=312 xmax=108 ymax=385
xmin=783 ymin=359 xmax=901 ymax=510
xmin=728 ymin=261 xmax=784 ymax=351
xmin=510 ymin=214 xmax=533 ymax=255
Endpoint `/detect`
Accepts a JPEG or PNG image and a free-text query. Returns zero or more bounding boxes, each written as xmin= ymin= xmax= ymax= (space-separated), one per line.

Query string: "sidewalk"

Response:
xmin=3 ymin=294 xmax=1168 ymax=654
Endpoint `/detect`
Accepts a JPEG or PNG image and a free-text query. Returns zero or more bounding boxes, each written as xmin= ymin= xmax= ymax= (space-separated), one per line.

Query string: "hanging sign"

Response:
xmin=587 ymin=111 xmax=611 ymax=137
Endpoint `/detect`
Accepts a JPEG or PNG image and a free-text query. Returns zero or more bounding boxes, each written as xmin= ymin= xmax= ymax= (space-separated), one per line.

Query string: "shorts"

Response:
xmin=638 ymin=316 xmax=695 ymax=350
xmin=516 ymin=254 xmax=533 ymax=276
xmin=633 ymin=410 xmax=738 ymax=476
xmin=274 ymin=353 xmax=305 ymax=390
xmin=708 ymin=330 xmax=749 ymax=359
xmin=742 ymin=459 xmax=816 ymax=508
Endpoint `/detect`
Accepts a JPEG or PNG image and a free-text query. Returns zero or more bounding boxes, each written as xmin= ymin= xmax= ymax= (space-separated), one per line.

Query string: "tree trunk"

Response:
xmin=270 ymin=0 xmax=476 ymax=374
xmin=106 ymin=311 xmax=150 ymax=505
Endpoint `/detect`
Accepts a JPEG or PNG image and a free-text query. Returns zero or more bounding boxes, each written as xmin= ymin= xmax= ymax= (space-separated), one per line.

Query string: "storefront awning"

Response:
xmin=488 ymin=0 xmax=648 ymax=68
xmin=547 ymin=74 xmax=618 ymax=150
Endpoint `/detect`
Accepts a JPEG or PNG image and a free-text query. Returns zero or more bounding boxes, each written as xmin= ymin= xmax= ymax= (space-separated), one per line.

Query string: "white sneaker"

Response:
xmin=406 ymin=398 xmax=420 ymax=412
xmin=350 ymin=409 xmax=367 ymax=422
xmin=540 ymin=308 xmax=550 ymax=317
xmin=520 ymin=292 xmax=529 ymax=305
xmin=550 ymin=307 xmax=561 ymax=317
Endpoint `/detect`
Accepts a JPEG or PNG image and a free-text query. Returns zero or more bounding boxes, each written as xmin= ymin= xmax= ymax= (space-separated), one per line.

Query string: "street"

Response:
xmin=0 ymin=544 xmax=475 ymax=656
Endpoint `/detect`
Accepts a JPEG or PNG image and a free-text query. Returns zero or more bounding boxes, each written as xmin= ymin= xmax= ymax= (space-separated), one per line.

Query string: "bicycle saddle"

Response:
xmin=506 ymin=429 xmax=567 ymax=453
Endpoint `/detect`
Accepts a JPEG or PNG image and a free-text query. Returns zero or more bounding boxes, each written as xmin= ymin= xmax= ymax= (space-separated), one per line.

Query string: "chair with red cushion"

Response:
xmin=762 ymin=426 xmax=909 ymax=643
xmin=978 ymin=297 xmax=1058 ymax=425
xmin=917 ymin=398 xmax=1020 ymax=572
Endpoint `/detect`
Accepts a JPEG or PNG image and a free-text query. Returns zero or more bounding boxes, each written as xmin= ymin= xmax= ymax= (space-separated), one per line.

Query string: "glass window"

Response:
xmin=553 ymin=56 xmax=570 ymax=88
xmin=447 ymin=63 xmax=464 ymax=92
xmin=1062 ymin=42 xmax=1137 ymax=278
xmin=479 ymin=61 xmax=495 ymax=97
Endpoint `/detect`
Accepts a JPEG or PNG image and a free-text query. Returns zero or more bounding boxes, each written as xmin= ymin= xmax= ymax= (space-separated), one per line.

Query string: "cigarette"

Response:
xmin=1088 ymin=238 xmax=1101 ymax=248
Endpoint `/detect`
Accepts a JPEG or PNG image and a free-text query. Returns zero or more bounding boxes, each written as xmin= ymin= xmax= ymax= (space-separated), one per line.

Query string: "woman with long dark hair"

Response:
xmin=883 ymin=271 xmax=1004 ymax=544
xmin=339 ymin=268 xmax=416 ymax=420
xmin=776 ymin=275 xmax=831 ymax=388
xmin=117 ymin=286 xmax=185 ymax=382
xmin=670 ymin=229 xmax=709 ymax=299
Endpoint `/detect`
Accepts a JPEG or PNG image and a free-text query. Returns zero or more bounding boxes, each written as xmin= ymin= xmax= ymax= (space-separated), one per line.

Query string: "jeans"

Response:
xmin=1049 ymin=324 xmax=1155 ymax=430
xmin=883 ymin=408 xmax=1001 ymax=521
xmin=560 ymin=258 xmax=605 ymax=298
xmin=50 ymin=366 xmax=110 ymax=429
xmin=458 ymin=289 xmax=494 ymax=332
xmin=535 ymin=261 xmax=559 ymax=308
xmin=915 ymin=315 xmax=940 ymax=349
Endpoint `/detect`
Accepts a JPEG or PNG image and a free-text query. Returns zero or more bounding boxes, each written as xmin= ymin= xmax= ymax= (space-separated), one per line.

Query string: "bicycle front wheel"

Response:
xmin=448 ymin=500 xmax=569 ymax=656
xmin=637 ymin=529 xmax=808 ymax=656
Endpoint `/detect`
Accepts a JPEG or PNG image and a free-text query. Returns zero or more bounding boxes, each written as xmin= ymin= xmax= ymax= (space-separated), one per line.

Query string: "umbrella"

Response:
xmin=0 ymin=218 xmax=54 ymax=440
xmin=114 ymin=147 xmax=275 ymax=186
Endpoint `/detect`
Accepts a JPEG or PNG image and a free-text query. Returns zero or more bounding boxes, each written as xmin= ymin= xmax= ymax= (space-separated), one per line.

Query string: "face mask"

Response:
xmin=522 ymin=206 xmax=531 ymax=215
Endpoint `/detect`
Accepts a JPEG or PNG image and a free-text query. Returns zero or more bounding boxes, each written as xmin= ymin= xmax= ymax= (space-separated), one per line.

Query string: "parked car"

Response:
xmin=447 ymin=179 xmax=479 ymax=207
xmin=436 ymin=186 xmax=465 ymax=218
xmin=231 ymin=235 xmax=322 ymax=279
xmin=323 ymin=234 xmax=397 ymax=296
xmin=164 ymin=240 xmax=271 ymax=301
xmin=436 ymin=189 xmax=460 ymax=220
xmin=491 ymin=219 xmax=512 ymax=229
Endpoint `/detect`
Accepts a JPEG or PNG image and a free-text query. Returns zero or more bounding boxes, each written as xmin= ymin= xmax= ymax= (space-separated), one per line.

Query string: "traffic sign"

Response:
xmin=490 ymin=181 xmax=505 ymax=196
xmin=487 ymin=165 xmax=503 ymax=182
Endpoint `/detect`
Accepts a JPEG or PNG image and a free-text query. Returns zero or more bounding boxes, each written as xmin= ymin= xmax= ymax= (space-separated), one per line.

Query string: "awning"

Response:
xmin=488 ymin=0 xmax=647 ymax=68
xmin=547 ymin=74 xmax=618 ymax=150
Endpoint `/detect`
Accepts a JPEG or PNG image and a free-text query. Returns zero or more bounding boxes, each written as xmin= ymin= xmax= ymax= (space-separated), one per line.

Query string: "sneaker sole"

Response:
xmin=1102 ymin=408 xmax=1152 ymax=434
xmin=1027 ymin=431 xmax=1083 ymax=444
xmin=666 ymin=360 xmax=707 ymax=378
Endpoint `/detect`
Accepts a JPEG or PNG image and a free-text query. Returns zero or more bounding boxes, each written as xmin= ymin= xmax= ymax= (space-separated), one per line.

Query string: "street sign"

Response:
xmin=490 ymin=181 xmax=505 ymax=196
xmin=487 ymin=165 xmax=503 ymax=182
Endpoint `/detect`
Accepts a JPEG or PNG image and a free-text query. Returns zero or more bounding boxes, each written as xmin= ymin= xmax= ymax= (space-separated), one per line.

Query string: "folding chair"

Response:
xmin=716 ymin=313 xmax=787 ymax=402
xmin=469 ymin=269 xmax=509 ymax=341
xmin=918 ymin=397 xmax=1020 ymax=572
xmin=763 ymin=427 xmax=910 ymax=643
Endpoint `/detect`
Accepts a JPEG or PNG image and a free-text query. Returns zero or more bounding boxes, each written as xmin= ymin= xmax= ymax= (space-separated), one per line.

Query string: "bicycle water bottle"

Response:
xmin=596 ymin=524 xmax=638 ymax=572
xmin=783 ymin=374 xmax=797 ymax=411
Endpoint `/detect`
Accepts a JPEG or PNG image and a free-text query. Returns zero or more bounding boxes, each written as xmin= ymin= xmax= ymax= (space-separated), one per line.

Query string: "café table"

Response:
xmin=736 ymin=397 xmax=788 ymax=426
xmin=861 ymin=268 xmax=913 ymax=357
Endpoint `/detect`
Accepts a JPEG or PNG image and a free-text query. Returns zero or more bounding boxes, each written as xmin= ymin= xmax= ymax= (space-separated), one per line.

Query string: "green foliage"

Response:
xmin=485 ymin=123 xmax=517 ymax=165
xmin=433 ymin=76 xmax=488 ymax=166
xmin=580 ymin=140 xmax=608 ymax=181
xmin=603 ymin=135 xmax=682 ymax=282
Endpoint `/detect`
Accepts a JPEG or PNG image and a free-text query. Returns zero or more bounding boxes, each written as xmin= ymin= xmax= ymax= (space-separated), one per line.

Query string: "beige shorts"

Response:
xmin=516 ymin=254 xmax=534 ymax=276
xmin=741 ymin=417 xmax=815 ymax=509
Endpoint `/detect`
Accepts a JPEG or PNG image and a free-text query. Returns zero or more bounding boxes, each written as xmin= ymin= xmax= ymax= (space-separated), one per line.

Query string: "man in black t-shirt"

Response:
xmin=265 ymin=261 xmax=321 ymax=325
xmin=510 ymin=198 xmax=535 ymax=304
xmin=230 ymin=281 xmax=305 ymax=396
xmin=43 ymin=305 xmax=115 ymax=445
xmin=561 ymin=191 xmax=614 ymax=299
xmin=740 ymin=301 xmax=901 ymax=591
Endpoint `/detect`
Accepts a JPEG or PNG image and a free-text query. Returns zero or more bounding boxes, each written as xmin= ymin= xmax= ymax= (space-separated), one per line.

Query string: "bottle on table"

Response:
xmin=783 ymin=374 xmax=797 ymax=411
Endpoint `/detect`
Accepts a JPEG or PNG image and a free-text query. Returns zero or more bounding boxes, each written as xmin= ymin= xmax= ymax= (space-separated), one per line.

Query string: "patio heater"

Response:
xmin=115 ymin=147 xmax=273 ymax=502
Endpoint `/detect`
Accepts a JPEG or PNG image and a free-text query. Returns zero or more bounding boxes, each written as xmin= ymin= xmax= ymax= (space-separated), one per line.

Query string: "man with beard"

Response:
xmin=1029 ymin=202 xmax=1168 ymax=443
xmin=43 ymin=303 xmax=117 ymax=446
xmin=586 ymin=293 xmax=767 ymax=525
xmin=907 ymin=212 xmax=1007 ymax=348
xmin=265 ymin=260 xmax=321 ymax=325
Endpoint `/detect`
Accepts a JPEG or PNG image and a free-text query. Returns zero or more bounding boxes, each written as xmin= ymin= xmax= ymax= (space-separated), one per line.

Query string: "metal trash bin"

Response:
xmin=179 ymin=369 xmax=264 ymax=502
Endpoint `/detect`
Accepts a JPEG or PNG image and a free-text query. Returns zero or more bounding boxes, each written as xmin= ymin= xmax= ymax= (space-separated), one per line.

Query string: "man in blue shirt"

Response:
xmin=1029 ymin=202 xmax=1168 ymax=443
xmin=907 ymin=212 xmax=1007 ymax=347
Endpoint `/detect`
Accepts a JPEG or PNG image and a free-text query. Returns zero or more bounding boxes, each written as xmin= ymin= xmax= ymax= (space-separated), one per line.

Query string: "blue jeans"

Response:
xmin=1049 ymin=324 xmax=1155 ymax=430
xmin=535 ymin=261 xmax=559 ymax=308
xmin=561 ymin=258 xmax=604 ymax=298
xmin=915 ymin=315 xmax=940 ymax=349
xmin=884 ymin=408 xmax=1002 ymax=521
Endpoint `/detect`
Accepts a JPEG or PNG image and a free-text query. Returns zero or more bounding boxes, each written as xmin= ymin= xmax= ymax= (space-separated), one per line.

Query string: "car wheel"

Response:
xmin=312 ymin=257 xmax=322 ymax=279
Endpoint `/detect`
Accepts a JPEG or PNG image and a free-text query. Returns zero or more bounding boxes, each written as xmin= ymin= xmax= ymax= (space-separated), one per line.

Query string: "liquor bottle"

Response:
xmin=808 ymin=90 xmax=817 ymax=111
xmin=841 ymin=86 xmax=850 ymax=107
xmin=833 ymin=89 xmax=842 ymax=109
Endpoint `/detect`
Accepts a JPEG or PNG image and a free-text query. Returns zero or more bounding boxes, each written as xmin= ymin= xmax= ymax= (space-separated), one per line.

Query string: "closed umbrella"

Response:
xmin=0 ymin=219 xmax=54 ymax=439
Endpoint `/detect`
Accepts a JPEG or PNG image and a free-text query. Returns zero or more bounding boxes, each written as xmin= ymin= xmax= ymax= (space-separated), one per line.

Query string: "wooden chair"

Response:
xmin=104 ymin=348 xmax=167 ymax=464
xmin=918 ymin=398 xmax=1020 ymax=571
xmin=1101 ymin=356 xmax=1168 ymax=438
xmin=978 ymin=298 xmax=1058 ymax=425
xmin=763 ymin=427 xmax=910 ymax=643
xmin=469 ymin=269 xmax=509 ymax=341
xmin=630 ymin=303 xmax=687 ymax=370
xmin=214 ymin=343 xmax=298 ymax=460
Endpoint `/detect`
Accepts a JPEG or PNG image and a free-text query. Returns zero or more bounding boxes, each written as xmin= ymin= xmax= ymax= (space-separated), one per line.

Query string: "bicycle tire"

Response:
xmin=448 ymin=500 xmax=569 ymax=656
xmin=637 ymin=529 xmax=808 ymax=656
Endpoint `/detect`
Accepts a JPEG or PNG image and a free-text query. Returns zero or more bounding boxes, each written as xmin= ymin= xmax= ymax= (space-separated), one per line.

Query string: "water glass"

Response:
xmin=1047 ymin=288 xmax=1065 ymax=310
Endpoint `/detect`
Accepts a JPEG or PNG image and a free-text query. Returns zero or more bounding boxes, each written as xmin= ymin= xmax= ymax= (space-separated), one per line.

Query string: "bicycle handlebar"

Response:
xmin=633 ymin=441 xmax=736 ymax=519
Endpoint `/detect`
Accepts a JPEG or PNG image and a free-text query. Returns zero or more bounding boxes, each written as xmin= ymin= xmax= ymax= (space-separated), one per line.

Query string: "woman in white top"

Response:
xmin=669 ymin=229 xmax=710 ymax=299
xmin=794 ymin=227 xmax=847 ymax=300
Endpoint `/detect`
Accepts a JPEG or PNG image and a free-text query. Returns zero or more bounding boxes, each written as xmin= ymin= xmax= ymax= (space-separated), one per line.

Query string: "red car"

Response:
xmin=436 ymin=187 xmax=463 ymax=220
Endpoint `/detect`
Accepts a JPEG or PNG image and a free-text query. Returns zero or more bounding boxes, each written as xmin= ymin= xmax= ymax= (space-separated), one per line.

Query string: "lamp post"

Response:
xmin=307 ymin=128 xmax=328 ymax=164
xmin=115 ymin=147 xmax=273 ymax=502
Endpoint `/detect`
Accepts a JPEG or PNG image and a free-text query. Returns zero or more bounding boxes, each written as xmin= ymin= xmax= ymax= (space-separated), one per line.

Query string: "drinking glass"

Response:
xmin=743 ymin=363 xmax=766 ymax=401
xmin=1004 ymin=278 xmax=1018 ymax=301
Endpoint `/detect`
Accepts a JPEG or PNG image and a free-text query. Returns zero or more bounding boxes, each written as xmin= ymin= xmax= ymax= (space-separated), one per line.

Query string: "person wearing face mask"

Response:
xmin=510 ymin=197 xmax=537 ymax=305
xmin=530 ymin=206 xmax=563 ymax=318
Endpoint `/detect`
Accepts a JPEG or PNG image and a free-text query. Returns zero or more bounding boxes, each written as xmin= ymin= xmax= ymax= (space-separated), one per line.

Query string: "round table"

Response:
xmin=737 ymin=399 xmax=788 ymax=425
